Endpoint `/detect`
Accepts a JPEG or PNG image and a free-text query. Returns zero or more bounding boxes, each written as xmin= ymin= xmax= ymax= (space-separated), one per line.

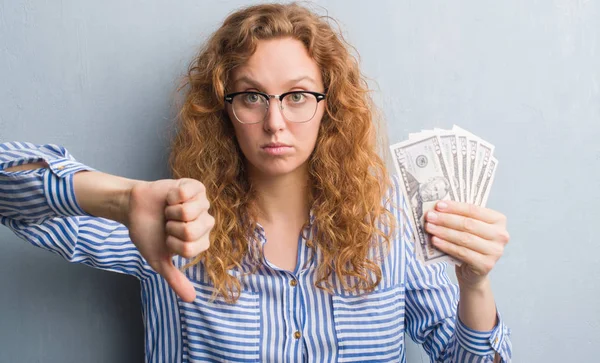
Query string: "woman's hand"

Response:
xmin=126 ymin=178 xmax=214 ymax=303
xmin=424 ymin=201 xmax=510 ymax=289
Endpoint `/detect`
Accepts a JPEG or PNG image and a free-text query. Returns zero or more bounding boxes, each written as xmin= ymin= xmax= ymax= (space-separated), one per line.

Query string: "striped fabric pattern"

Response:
xmin=0 ymin=141 xmax=512 ymax=363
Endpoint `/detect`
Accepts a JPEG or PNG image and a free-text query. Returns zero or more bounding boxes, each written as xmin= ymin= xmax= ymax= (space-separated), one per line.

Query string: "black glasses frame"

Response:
xmin=224 ymin=90 xmax=327 ymax=124
xmin=224 ymin=90 xmax=326 ymax=105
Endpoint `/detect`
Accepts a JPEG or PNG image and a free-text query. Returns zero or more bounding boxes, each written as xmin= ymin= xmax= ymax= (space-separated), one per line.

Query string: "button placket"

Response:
xmin=286 ymin=273 xmax=303 ymax=347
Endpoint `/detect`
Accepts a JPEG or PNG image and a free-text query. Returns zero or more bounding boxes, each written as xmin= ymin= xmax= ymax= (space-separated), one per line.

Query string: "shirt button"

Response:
xmin=494 ymin=337 xmax=498 ymax=344
xmin=293 ymin=331 xmax=301 ymax=339
xmin=290 ymin=279 xmax=297 ymax=287
xmin=57 ymin=166 xmax=65 ymax=170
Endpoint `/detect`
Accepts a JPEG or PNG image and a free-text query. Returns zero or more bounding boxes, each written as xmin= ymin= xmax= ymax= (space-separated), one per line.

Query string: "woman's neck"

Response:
xmin=249 ymin=165 xmax=311 ymax=226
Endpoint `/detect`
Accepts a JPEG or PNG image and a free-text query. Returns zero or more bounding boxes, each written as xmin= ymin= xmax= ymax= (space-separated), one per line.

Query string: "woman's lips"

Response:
xmin=262 ymin=145 xmax=292 ymax=156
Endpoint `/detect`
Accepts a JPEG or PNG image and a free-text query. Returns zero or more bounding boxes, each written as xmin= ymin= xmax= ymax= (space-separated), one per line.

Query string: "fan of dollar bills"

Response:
xmin=390 ymin=125 xmax=497 ymax=266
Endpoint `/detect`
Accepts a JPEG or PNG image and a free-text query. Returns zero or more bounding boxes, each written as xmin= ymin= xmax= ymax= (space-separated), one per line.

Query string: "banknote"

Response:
xmin=390 ymin=135 xmax=460 ymax=265
xmin=452 ymin=125 xmax=495 ymax=204
xmin=456 ymin=134 xmax=469 ymax=203
xmin=411 ymin=129 xmax=462 ymax=202
xmin=472 ymin=142 xmax=493 ymax=204
xmin=466 ymin=138 xmax=478 ymax=203
xmin=474 ymin=157 xmax=498 ymax=207
xmin=437 ymin=132 xmax=462 ymax=203
xmin=391 ymin=126 xmax=498 ymax=265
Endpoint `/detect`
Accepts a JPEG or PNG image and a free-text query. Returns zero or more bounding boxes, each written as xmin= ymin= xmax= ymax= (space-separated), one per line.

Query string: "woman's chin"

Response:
xmin=261 ymin=165 xmax=300 ymax=178
xmin=251 ymin=159 xmax=307 ymax=178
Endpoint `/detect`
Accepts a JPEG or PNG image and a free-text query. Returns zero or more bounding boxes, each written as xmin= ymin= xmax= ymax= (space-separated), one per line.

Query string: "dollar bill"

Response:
xmin=472 ymin=140 xmax=494 ymax=205
xmin=456 ymin=134 xmax=469 ymax=203
xmin=438 ymin=133 xmax=462 ymax=203
xmin=452 ymin=125 xmax=495 ymax=204
xmin=390 ymin=135 xmax=460 ymax=265
xmin=466 ymin=138 xmax=478 ymax=203
xmin=410 ymin=129 xmax=462 ymax=203
xmin=475 ymin=157 xmax=498 ymax=207
xmin=392 ymin=126 xmax=498 ymax=266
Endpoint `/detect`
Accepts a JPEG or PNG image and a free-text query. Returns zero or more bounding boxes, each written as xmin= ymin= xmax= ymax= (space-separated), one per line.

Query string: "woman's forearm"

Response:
xmin=73 ymin=170 xmax=141 ymax=226
xmin=3 ymin=161 xmax=49 ymax=171
xmin=4 ymin=162 xmax=139 ymax=225
xmin=458 ymin=277 xmax=498 ymax=331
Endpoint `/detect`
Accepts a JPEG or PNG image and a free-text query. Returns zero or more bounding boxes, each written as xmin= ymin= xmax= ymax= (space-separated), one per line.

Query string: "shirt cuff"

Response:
xmin=44 ymin=158 xmax=97 ymax=218
xmin=455 ymin=308 xmax=512 ymax=359
xmin=1 ymin=142 xmax=98 ymax=220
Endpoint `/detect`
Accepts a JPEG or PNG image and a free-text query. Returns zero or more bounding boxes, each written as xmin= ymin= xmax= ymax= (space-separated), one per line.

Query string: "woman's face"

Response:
xmin=227 ymin=38 xmax=325 ymax=179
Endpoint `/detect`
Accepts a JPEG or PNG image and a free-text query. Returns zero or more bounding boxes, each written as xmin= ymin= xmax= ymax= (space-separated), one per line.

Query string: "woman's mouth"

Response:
xmin=262 ymin=143 xmax=292 ymax=156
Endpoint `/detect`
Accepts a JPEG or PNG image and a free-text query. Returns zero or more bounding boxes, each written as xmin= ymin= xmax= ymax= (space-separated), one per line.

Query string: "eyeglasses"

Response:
xmin=224 ymin=91 xmax=326 ymax=124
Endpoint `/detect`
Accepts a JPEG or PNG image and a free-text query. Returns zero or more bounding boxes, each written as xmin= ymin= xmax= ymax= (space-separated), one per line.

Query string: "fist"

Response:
xmin=126 ymin=178 xmax=214 ymax=302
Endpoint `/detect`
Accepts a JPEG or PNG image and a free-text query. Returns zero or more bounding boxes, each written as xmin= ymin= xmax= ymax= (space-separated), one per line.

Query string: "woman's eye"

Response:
xmin=245 ymin=94 xmax=260 ymax=103
xmin=290 ymin=93 xmax=305 ymax=102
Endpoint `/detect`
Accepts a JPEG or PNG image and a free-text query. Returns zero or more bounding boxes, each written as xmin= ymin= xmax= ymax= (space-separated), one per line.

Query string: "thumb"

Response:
xmin=155 ymin=259 xmax=196 ymax=303
xmin=166 ymin=178 xmax=206 ymax=206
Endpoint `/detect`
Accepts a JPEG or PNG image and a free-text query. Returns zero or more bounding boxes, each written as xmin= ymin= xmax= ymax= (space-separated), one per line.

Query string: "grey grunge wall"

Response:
xmin=1 ymin=1 xmax=598 ymax=362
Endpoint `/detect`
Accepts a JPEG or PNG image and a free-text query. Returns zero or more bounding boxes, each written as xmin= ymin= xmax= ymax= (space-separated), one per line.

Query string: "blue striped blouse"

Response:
xmin=0 ymin=141 xmax=512 ymax=363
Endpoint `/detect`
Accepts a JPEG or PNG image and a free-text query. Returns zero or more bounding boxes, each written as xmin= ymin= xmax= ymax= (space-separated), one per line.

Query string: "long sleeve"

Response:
xmin=398 ymin=185 xmax=512 ymax=362
xmin=0 ymin=141 xmax=155 ymax=280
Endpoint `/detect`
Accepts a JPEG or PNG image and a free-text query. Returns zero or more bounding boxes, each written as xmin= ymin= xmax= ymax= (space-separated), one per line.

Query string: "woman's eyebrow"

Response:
xmin=232 ymin=75 xmax=317 ymax=90
xmin=287 ymin=75 xmax=317 ymax=86
xmin=233 ymin=76 xmax=264 ymax=89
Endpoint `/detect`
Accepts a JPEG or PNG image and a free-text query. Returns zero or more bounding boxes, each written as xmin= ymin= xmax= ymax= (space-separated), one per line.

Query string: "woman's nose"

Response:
xmin=263 ymin=98 xmax=286 ymax=132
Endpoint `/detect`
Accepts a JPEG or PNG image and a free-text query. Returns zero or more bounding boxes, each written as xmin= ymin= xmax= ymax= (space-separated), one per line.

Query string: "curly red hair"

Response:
xmin=168 ymin=2 xmax=396 ymax=303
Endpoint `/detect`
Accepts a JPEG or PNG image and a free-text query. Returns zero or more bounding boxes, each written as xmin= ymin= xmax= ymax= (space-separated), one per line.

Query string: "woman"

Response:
xmin=0 ymin=3 xmax=512 ymax=362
